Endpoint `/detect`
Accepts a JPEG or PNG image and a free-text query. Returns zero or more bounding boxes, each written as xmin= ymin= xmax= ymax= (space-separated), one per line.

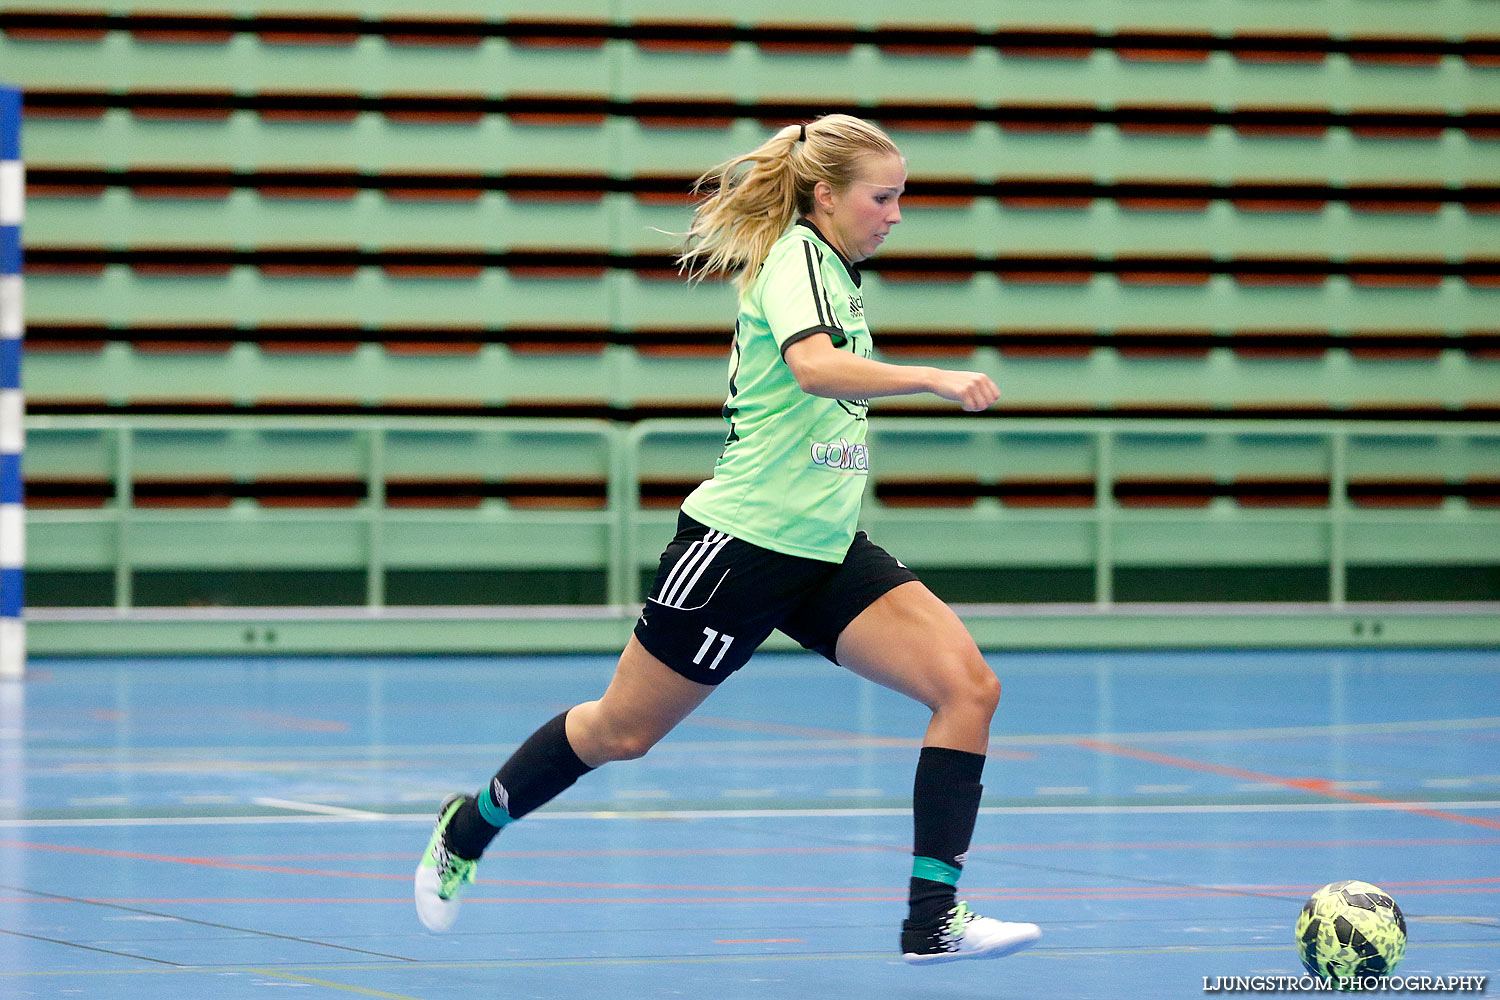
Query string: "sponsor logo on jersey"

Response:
xmin=811 ymin=437 xmax=869 ymax=471
xmin=847 ymin=294 xmax=864 ymax=319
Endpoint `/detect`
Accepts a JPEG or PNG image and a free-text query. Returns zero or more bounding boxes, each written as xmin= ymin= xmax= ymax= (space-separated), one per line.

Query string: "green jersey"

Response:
xmin=681 ymin=220 xmax=873 ymax=562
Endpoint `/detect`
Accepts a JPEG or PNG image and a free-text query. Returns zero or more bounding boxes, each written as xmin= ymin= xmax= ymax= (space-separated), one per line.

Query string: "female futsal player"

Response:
xmin=416 ymin=114 xmax=1041 ymax=964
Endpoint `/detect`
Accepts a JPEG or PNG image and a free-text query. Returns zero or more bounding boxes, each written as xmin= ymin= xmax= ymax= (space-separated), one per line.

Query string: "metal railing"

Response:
xmin=25 ymin=415 xmax=1500 ymax=611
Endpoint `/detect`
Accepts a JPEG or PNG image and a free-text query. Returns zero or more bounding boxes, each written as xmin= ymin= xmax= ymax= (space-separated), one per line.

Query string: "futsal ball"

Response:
xmin=1295 ymin=880 xmax=1406 ymax=987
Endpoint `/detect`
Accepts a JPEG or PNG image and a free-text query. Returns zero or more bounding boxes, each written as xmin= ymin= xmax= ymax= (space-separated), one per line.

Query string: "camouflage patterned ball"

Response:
xmin=1295 ymin=880 xmax=1406 ymax=988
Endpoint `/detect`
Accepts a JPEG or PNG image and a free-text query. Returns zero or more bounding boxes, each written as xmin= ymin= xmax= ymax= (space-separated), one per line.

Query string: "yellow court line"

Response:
xmin=0 ymin=939 xmax=1492 ymax=979
xmin=247 ymin=968 xmax=425 ymax=1000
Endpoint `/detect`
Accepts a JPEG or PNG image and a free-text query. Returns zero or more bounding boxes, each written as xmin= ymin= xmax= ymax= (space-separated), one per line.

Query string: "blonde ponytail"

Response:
xmin=677 ymin=114 xmax=902 ymax=292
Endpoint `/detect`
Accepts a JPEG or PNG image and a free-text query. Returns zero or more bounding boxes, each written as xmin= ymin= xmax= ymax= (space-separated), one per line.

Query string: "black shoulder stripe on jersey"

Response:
xmin=802 ymin=241 xmax=831 ymax=329
xmin=822 ymin=279 xmax=843 ymax=333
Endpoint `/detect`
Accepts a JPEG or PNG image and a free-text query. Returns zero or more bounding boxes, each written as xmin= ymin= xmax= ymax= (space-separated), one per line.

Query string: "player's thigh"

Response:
xmin=567 ymin=635 xmax=717 ymax=765
xmin=833 ymin=580 xmax=999 ymax=712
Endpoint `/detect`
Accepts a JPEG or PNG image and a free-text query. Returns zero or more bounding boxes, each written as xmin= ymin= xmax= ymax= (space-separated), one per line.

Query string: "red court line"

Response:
xmin=228 ymin=847 xmax=902 ymax=861
xmin=679 ymin=714 xmax=1034 ymax=759
xmin=1211 ymin=877 xmax=1500 ymax=891
xmin=10 ymin=839 xmax=1496 ymax=904
xmin=0 ymin=893 xmax=1293 ymax=906
xmin=236 ymin=710 xmax=349 ymax=733
xmin=1077 ymin=738 xmax=1500 ymax=832
xmin=231 ymin=836 xmax=1499 ymax=862
xmin=11 ymin=832 xmax=1495 ymax=887
xmin=0 ymin=835 xmax=1418 ymax=898
xmin=0 ymin=839 xmax=407 ymax=881
xmin=1 ymin=839 xmax=889 ymax=892
xmin=682 ymin=713 xmax=919 ymax=742
xmin=474 ymin=878 xmax=1500 ymax=897
xmin=6 ymin=883 xmax=1496 ymax=907
xmin=463 ymin=877 xmax=1500 ymax=895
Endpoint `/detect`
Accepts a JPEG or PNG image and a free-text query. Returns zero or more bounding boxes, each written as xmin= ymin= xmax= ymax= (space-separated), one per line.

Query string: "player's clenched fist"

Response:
xmin=930 ymin=370 xmax=1001 ymax=411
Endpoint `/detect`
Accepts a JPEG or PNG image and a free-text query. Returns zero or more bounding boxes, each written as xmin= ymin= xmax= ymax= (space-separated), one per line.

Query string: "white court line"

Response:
xmin=998 ymin=716 xmax=1500 ymax=746
xmin=30 ymin=715 xmax=1500 ymax=763
xmin=4 ymin=799 xmax=1500 ymax=828
xmin=29 ymin=598 xmax=1500 ymax=621
xmin=250 ymin=797 xmax=385 ymax=819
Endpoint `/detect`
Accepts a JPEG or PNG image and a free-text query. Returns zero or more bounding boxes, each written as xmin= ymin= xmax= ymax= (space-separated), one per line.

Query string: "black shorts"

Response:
xmin=633 ymin=512 xmax=920 ymax=685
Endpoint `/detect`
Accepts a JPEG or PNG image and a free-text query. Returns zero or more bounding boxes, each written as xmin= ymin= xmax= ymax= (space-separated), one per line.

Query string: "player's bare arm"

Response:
xmin=783 ymin=333 xmax=1000 ymax=412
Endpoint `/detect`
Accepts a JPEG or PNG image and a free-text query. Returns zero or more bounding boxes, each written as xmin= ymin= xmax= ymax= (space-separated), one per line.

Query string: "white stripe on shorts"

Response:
xmin=655 ymin=529 xmax=731 ymax=609
xmin=658 ymin=530 xmax=719 ymax=604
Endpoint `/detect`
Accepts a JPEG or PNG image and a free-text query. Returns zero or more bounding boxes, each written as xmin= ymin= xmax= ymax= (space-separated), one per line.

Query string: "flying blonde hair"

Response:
xmin=676 ymin=114 xmax=903 ymax=291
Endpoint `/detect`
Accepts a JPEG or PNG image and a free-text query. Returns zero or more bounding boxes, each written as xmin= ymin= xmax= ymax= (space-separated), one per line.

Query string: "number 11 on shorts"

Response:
xmin=694 ymin=627 xmax=735 ymax=670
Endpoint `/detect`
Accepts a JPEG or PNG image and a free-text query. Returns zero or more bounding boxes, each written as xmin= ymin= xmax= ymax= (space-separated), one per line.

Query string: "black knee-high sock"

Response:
xmin=907 ymin=745 xmax=986 ymax=925
xmin=443 ymin=710 xmax=594 ymax=859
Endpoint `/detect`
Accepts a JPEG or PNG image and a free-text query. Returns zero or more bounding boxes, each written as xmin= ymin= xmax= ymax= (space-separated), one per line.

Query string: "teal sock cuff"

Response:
xmin=476 ymin=787 xmax=513 ymax=829
xmin=912 ymin=856 xmax=962 ymax=886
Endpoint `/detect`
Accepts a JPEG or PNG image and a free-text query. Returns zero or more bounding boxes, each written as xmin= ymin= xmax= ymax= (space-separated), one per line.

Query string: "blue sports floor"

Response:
xmin=1 ymin=648 xmax=1497 ymax=998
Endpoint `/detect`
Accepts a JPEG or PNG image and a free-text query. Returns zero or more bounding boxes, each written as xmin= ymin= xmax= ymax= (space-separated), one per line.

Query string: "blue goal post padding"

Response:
xmin=0 ymin=226 xmax=20 ymax=275
xmin=0 ymin=87 xmax=17 ymax=161
xmin=0 ymin=81 xmax=22 ymax=679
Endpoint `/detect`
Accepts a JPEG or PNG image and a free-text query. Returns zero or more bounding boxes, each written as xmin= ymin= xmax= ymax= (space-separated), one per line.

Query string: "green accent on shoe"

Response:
xmin=946 ymin=900 xmax=974 ymax=935
xmin=421 ymin=796 xmax=478 ymax=899
xmin=912 ymin=856 xmax=962 ymax=886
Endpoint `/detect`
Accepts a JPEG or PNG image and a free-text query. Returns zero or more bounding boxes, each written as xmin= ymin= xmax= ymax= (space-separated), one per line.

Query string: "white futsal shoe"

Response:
xmin=901 ymin=901 xmax=1042 ymax=964
xmin=414 ymin=793 xmax=478 ymax=932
